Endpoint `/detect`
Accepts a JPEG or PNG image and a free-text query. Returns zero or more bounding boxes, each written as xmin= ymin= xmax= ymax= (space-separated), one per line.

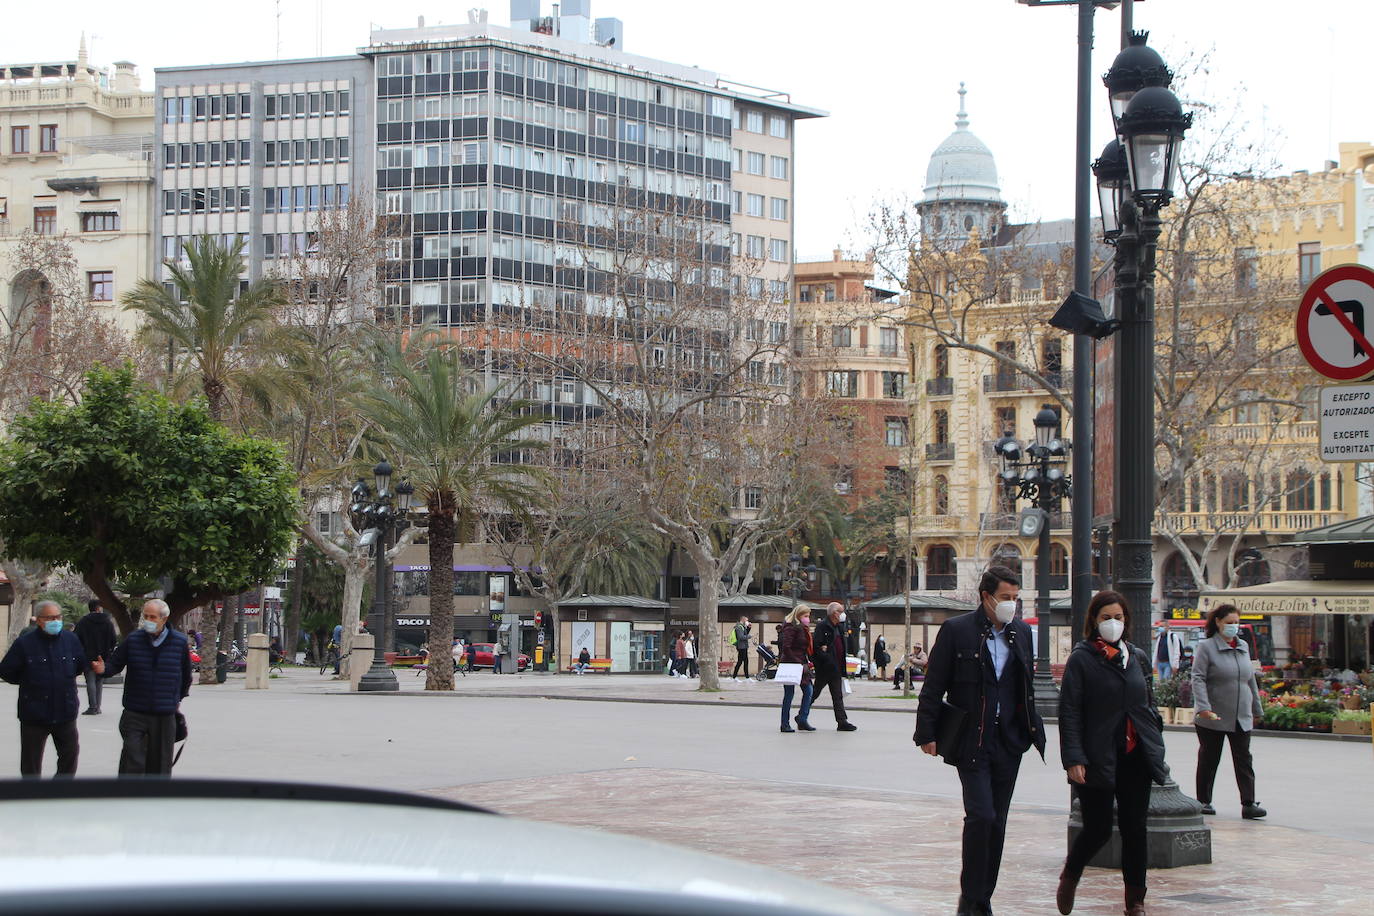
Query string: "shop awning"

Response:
xmin=1286 ymin=514 xmax=1374 ymax=545
xmin=554 ymin=595 xmax=670 ymax=609
xmin=718 ymin=594 xmax=796 ymax=608
xmin=1198 ymin=580 xmax=1374 ymax=616
xmin=862 ymin=592 xmax=976 ymax=611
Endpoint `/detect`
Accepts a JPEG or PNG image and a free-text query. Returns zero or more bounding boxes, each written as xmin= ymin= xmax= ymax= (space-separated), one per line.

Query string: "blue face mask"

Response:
xmin=140 ymin=619 xmax=161 ymax=635
xmin=42 ymin=620 xmax=64 ymax=636
xmin=1220 ymin=623 xmax=1240 ymax=640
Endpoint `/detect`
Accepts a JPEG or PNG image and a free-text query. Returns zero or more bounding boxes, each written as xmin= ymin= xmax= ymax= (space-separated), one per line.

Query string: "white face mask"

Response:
xmin=993 ymin=601 xmax=1017 ymax=625
xmin=1098 ymin=618 xmax=1125 ymax=643
xmin=838 ymin=613 xmax=847 ymax=622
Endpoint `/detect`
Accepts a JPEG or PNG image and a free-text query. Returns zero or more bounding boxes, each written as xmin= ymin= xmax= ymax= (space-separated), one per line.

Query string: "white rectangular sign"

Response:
xmin=1319 ymin=383 xmax=1374 ymax=461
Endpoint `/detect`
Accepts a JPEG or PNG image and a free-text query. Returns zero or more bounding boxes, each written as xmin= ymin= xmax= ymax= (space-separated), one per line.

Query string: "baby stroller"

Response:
xmin=753 ymin=643 xmax=780 ymax=681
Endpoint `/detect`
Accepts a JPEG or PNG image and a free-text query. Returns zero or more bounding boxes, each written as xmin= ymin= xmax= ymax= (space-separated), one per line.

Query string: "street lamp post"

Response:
xmin=350 ymin=460 xmax=414 ymax=693
xmin=995 ymin=408 xmax=1071 ymax=719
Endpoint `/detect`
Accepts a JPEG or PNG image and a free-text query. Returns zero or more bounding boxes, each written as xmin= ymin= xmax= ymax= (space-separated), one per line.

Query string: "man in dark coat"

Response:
xmin=102 ymin=599 xmax=192 ymax=776
xmin=915 ymin=566 xmax=1046 ymax=916
xmin=0 ymin=600 xmax=104 ymax=777
xmin=74 ymin=599 xmax=118 ymax=715
xmin=811 ymin=602 xmax=857 ymax=731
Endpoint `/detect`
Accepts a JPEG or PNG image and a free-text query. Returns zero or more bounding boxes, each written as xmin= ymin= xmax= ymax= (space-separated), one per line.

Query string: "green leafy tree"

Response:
xmin=286 ymin=541 xmax=350 ymax=662
xmin=0 ymin=367 xmax=299 ymax=655
xmin=364 ymin=327 xmax=547 ymax=690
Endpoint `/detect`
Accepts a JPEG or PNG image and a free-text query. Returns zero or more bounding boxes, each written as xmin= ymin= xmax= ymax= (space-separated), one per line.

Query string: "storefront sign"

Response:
xmin=396 ymin=616 xmax=430 ymax=628
xmin=1200 ymin=592 xmax=1374 ymax=615
xmin=633 ymin=621 xmax=665 ymax=631
xmin=1319 ymin=383 xmax=1374 ymax=462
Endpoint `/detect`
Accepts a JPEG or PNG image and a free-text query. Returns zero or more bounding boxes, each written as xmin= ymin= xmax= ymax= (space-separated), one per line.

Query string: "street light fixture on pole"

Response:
xmin=350 ymin=460 xmax=414 ymax=693
xmin=994 ymin=407 xmax=1071 ymax=719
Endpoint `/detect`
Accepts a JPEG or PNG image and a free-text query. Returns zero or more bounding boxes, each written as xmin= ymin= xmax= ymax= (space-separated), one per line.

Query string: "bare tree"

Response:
xmin=499 ymin=196 xmax=839 ymax=689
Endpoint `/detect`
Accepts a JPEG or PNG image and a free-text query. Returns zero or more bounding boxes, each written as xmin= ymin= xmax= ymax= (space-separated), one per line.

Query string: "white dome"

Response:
xmin=922 ymin=84 xmax=1003 ymax=205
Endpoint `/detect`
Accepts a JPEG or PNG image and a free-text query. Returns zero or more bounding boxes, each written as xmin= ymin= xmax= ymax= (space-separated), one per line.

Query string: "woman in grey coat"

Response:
xmin=1191 ymin=603 xmax=1266 ymax=819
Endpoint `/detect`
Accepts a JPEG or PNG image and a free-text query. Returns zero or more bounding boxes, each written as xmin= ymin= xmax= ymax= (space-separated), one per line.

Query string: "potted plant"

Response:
xmin=1154 ymin=674 xmax=1179 ymax=724
xmin=1173 ymin=673 xmax=1195 ymax=726
xmin=1333 ymin=708 xmax=1374 ymax=736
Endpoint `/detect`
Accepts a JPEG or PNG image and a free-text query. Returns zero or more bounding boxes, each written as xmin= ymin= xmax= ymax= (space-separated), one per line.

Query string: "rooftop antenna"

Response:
xmin=317 ymin=0 xmax=325 ymax=57
xmin=276 ymin=0 xmax=282 ymax=58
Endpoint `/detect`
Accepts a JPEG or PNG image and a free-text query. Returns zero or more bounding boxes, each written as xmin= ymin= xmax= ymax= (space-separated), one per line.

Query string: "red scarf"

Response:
xmin=1096 ymin=638 xmax=1138 ymax=754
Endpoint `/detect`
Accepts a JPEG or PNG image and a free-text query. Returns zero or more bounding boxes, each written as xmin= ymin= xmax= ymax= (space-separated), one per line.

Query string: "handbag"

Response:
xmin=172 ymin=710 xmax=188 ymax=768
xmin=774 ymin=663 xmax=803 ymax=686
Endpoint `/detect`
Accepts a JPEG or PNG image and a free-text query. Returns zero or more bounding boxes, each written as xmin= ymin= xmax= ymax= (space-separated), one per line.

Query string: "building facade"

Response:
xmin=0 ymin=42 xmax=154 ymax=336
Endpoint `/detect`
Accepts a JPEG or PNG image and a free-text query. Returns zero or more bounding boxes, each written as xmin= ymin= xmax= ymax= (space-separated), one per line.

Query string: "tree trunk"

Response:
xmin=424 ymin=495 xmax=457 ymax=691
xmin=337 ymin=558 xmax=367 ymax=678
xmin=284 ymin=559 xmax=305 ymax=664
xmin=688 ymin=548 xmax=721 ymax=690
xmin=219 ymin=593 xmax=238 ymax=655
xmin=197 ymin=603 xmax=221 ymax=686
xmin=2 ymin=558 xmax=50 ymax=644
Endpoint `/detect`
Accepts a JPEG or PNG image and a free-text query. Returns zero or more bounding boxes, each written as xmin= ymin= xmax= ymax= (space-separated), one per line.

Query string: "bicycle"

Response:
xmin=319 ymin=643 xmax=340 ymax=676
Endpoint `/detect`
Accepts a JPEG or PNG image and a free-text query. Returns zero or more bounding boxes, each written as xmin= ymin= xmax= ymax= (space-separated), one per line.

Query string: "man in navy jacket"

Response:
xmin=102 ymin=599 xmax=192 ymax=776
xmin=0 ymin=600 xmax=104 ymax=777
xmin=915 ymin=566 xmax=1046 ymax=916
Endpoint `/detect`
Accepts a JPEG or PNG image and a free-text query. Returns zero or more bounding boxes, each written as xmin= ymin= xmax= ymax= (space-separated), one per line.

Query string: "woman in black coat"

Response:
xmin=1055 ymin=591 xmax=1169 ymax=916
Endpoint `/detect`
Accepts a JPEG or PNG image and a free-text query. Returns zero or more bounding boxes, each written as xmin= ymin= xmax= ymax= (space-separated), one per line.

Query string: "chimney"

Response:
xmin=112 ymin=61 xmax=138 ymax=93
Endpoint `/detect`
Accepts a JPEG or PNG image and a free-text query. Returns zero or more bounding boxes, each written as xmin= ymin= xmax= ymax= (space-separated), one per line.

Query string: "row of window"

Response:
xmin=24 ymin=206 xmax=123 ymax=235
xmin=730 ymin=192 xmax=788 ymax=221
xmin=1166 ymin=469 xmax=1343 ymax=514
xmin=824 ymin=370 xmax=907 ymax=399
xmin=161 ymin=93 xmax=253 ymax=123
xmin=824 ymin=325 xmax=903 ymax=354
xmin=263 ymin=137 xmax=351 ymax=165
xmin=732 ymin=150 xmax=789 ymax=180
xmin=729 ymin=233 xmax=789 ymax=263
xmin=8 ymin=125 xmax=59 ymax=155
xmin=161 ymin=140 xmax=253 ymax=168
xmin=262 ymin=184 xmax=352 ymax=213
xmin=162 ymin=187 xmax=253 ymax=214
xmin=733 ymin=108 xmax=788 ymax=139
xmin=161 ymin=233 xmax=248 ymax=260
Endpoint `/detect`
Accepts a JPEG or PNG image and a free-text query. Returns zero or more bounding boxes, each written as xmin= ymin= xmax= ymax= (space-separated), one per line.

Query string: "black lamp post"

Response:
xmin=350 ymin=461 xmax=414 ymax=693
xmin=1096 ymin=33 xmax=1191 ymax=653
xmin=994 ymin=407 xmax=1071 ymax=719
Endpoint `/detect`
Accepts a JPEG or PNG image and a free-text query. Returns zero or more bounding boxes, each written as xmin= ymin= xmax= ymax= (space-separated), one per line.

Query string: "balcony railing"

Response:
xmin=926 ymin=442 xmax=956 ymax=461
xmin=926 ymin=376 xmax=953 ymax=396
xmin=1207 ymin=422 xmax=1318 ymax=442
xmin=983 ymin=370 xmax=1073 ymax=394
xmin=980 ymin=511 xmax=1069 ymax=531
xmin=1156 ymin=510 xmax=1343 ymax=533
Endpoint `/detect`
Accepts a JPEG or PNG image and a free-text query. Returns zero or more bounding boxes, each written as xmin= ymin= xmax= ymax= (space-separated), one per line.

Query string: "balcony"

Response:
xmin=983 ymin=370 xmax=1073 ymax=394
xmin=1156 ymin=510 xmax=1343 ymax=534
xmin=925 ymin=442 xmax=956 ymax=462
xmin=980 ymin=511 xmax=1069 ymax=531
xmin=926 ymin=573 xmax=958 ymax=591
xmin=926 ymin=376 xmax=953 ymax=396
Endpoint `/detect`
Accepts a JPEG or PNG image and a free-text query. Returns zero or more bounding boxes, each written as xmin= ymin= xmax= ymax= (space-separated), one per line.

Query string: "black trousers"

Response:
xmin=1066 ymin=747 xmax=1152 ymax=888
xmin=83 ymin=671 xmax=104 ymax=712
xmin=731 ymin=646 xmax=750 ymax=678
xmin=118 ymin=710 xmax=176 ymax=776
xmin=956 ymin=727 xmax=1022 ymax=909
xmin=812 ymin=667 xmax=849 ymax=724
xmin=19 ymin=720 xmax=79 ymax=778
xmin=1195 ymin=724 xmax=1256 ymax=805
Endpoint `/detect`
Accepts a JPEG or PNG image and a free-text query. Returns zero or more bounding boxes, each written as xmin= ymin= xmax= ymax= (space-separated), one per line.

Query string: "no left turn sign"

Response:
xmin=1297 ymin=264 xmax=1374 ymax=382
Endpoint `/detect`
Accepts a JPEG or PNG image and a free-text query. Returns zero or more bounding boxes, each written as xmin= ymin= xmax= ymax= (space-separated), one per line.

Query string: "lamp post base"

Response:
xmin=357 ymin=660 xmax=399 ymax=692
xmin=1032 ymin=671 xmax=1059 ymax=721
xmin=1068 ymin=780 xmax=1212 ymax=868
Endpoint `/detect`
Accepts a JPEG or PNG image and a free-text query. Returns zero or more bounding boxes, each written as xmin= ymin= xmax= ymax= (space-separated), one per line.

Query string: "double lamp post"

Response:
xmin=350 ymin=459 xmax=415 ymax=693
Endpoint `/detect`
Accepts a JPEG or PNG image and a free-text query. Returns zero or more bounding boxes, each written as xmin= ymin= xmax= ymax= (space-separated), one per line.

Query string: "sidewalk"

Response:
xmin=274 ymin=667 xmax=1370 ymax=742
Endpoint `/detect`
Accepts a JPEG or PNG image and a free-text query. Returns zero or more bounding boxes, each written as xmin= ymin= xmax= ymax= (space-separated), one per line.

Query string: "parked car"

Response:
xmin=467 ymin=642 xmax=531 ymax=670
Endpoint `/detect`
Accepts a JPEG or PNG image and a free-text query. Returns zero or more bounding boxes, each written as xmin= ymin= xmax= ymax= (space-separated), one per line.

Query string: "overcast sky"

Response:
xmin=5 ymin=0 xmax=1368 ymax=260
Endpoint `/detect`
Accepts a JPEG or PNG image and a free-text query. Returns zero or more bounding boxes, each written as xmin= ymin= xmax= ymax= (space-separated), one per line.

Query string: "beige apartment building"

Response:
xmin=0 ymin=41 xmax=155 ymax=335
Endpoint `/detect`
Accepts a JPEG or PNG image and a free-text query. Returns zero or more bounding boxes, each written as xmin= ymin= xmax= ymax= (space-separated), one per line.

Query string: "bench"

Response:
xmin=568 ymin=658 xmax=612 ymax=673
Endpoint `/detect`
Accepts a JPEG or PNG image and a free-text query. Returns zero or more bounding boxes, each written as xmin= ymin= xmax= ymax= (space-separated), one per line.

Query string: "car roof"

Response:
xmin=0 ymin=779 xmax=893 ymax=916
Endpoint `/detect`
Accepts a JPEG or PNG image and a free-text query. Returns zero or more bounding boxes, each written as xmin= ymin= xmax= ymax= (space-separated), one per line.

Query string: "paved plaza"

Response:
xmin=2 ymin=668 xmax=1371 ymax=914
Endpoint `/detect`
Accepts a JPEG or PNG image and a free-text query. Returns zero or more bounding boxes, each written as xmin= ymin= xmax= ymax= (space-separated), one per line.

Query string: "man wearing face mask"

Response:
xmin=915 ymin=566 xmax=1045 ymax=916
xmin=101 ymin=599 xmax=193 ymax=776
xmin=811 ymin=602 xmax=857 ymax=731
xmin=0 ymin=600 xmax=105 ymax=777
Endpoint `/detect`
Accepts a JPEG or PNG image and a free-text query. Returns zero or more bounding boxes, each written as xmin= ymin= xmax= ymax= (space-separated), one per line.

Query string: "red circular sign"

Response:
xmin=1296 ymin=264 xmax=1374 ymax=382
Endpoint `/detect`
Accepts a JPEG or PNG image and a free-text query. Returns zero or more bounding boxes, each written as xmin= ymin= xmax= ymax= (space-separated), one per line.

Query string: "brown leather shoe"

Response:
xmin=1056 ymin=867 xmax=1080 ymax=914
xmin=1124 ymin=885 xmax=1147 ymax=915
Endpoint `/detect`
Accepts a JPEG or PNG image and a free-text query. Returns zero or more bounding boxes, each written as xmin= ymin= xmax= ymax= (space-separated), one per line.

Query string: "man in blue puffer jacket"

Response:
xmin=102 ymin=598 xmax=192 ymax=776
xmin=0 ymin=599 xmax=103 ymax=777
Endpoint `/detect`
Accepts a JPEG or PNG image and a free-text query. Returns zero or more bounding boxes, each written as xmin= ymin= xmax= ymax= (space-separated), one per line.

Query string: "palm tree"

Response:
xmin=121 ymin=235 xmax=282 ymax=421
xmin=364 ymin=327 xmax=548 ymax=690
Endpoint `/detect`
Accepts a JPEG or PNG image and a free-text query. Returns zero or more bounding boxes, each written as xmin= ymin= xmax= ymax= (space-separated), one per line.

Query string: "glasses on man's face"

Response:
xmin=37 ymin=615 xmax=62 ymax=622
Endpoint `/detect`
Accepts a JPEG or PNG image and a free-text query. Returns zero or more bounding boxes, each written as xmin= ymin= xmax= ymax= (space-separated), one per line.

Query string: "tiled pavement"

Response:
xmin=437 ymin=766 xmax=1374 ymax=915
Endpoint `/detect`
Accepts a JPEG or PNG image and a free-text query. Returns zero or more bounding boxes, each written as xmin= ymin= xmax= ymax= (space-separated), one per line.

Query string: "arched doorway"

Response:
xmin=927 ymin=544 xmax=957 ymax=591
xmin=1162 ymin=551 xmax=1204 ymax=618
xmin=8 ymin=269 xmax=53 ymax=352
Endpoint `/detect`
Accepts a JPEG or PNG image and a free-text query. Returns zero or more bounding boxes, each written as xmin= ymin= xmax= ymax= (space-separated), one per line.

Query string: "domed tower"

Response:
xmin=917 ymin=84 xmax=1007 ymax=248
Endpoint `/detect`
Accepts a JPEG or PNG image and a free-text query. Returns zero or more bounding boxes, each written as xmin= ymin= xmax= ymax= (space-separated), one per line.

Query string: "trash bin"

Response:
xmin=216 ymin=651 xmax=228 ymax=684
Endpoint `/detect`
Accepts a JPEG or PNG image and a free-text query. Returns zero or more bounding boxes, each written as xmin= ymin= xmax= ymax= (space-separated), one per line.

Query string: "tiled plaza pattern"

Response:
xmin=437 ymin=767 xmax=1374 ymax=915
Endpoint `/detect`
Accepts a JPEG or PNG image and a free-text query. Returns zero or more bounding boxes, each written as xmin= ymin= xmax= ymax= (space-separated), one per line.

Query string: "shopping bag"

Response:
xmin=842 ymin=679 xmax=852 ymax=695
xmin=774 ymin=663 xmax=803 ymax=686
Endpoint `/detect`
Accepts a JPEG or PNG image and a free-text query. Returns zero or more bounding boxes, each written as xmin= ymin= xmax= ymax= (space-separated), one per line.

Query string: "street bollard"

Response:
xmin=245 ymin=633 xmax=270 ymax=690
xmin=349 ymin=634 xmax=375 ymax=692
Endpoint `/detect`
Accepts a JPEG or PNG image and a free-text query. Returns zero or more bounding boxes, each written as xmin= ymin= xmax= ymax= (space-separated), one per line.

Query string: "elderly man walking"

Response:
xmin=0 ymin=600 xmax=104 ymax=777
xmin=811 ymin=602 xmax=857 ymax=731
xmin=102 ymin=599 xmax=192 ymax=776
